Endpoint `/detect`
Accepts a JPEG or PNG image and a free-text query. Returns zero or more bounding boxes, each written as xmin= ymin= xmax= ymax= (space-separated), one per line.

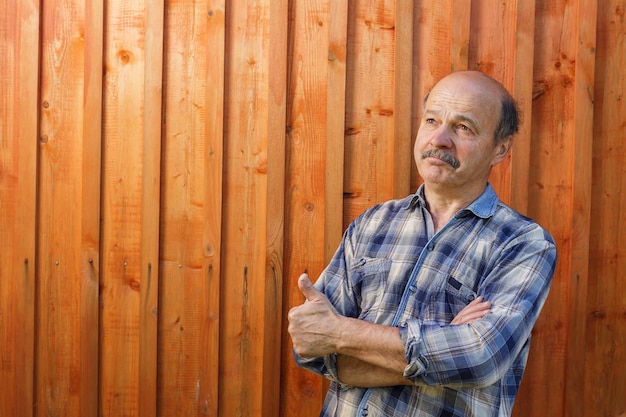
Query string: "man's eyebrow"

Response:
xmin=422 ymin=109 xmax=439 ymax=118
xmin=455 ymin=114 xmax=480 ymax=131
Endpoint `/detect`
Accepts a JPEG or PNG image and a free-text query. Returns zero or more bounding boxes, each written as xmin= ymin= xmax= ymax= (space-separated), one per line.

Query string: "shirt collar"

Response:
xmin=406 ymin=183 xmax=499 ymax=219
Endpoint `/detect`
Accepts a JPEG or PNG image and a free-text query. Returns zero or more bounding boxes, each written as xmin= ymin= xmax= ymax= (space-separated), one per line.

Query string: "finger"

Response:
xmin=298 ymin=273 xmax=322 ymax=302
xmin=467 ymin=296 xmax=483 ymax=305
xmin=451 ymin=300 xmax=491 ymax=325
xmin=457 ymin=306 xmax=490 ymax=323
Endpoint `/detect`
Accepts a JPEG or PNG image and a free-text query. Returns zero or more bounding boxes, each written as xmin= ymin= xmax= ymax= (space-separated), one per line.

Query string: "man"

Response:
xmin=288 ymin=71 xmax=557 ymax=416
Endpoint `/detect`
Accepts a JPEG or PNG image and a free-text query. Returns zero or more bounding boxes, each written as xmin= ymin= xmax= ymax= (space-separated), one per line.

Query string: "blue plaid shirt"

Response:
xmin=295 ymin=183 xmax=557 ymax=417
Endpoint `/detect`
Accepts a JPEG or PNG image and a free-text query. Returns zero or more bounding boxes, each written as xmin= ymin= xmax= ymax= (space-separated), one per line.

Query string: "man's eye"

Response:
xmin=426 ymin=118 xmax=437 ymax=124
xmin=458 ymin=124 xmax=472 ymax=132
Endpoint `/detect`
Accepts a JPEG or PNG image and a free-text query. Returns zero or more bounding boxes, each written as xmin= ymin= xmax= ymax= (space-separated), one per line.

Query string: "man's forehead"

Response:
xmin=425 ymin=92 xmax=495 ymax=119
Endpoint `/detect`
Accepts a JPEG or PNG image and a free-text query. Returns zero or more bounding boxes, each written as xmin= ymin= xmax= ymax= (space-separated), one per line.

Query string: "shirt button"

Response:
xmin=361 ymin=410 xmax=369 ymax=416
xmin=427 ymin=243 xmax=435 ymax=250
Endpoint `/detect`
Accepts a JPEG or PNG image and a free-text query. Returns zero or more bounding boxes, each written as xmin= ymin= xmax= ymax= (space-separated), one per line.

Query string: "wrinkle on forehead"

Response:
xmin=425 ymin=89 xmax=499 ymax=136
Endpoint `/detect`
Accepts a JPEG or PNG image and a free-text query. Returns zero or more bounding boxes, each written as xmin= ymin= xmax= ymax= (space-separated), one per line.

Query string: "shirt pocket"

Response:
xmin=445 ymin=275 xmax=479 ymax=317
xmin=348 ymin=257 xmax=391 ymax=321
xmin=424 ymin=276 xmax=479 ymax=325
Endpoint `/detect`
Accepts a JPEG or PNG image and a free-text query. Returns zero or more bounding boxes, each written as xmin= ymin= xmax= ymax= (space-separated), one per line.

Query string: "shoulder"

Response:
xmin=490 ymin=201 xmax=556 ymax=247
xmin=349 ymin=195 xmax=416 ymax=228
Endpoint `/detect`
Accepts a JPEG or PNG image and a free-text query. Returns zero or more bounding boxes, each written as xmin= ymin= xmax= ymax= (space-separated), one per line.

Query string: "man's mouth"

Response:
xmin=422 ymin=149 xmax=460 ymax=169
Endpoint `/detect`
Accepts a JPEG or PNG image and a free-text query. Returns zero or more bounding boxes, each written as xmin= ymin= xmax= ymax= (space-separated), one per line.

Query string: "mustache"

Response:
xmin=421 ymin=149 xmax=460 ymax=169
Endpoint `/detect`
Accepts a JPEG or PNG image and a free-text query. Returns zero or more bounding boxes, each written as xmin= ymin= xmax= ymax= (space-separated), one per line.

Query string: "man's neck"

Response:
xmin=423 ymin=183 xmax=486 ymax=233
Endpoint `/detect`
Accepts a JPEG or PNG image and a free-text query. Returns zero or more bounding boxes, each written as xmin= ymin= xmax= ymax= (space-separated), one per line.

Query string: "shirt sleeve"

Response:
xmin=399 ymin=229 xmax=557 ymax=388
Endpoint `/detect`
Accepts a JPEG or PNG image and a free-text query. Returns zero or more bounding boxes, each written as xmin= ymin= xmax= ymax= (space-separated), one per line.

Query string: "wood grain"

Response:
xmin=0 ymin=1 xmax=39 ymax=416
xmin=219 ymin=1 xmax=287 ymax=415
xmin=99 ymin=0 xmax=163 ymax=415
xmin=522 ymin=1 xmax=593 ymax=416
xmin=1 ymin=1 xmax=625 ymax=416
xmin=281 ymin=1 xmax=333 ymax=415
xmin=586 ymin=1 xmax=626 ymax=417
xmin=157 ymin=0 xmax=225 ymax=415
xmin=35 ymin=0 xmax=102 ymax=415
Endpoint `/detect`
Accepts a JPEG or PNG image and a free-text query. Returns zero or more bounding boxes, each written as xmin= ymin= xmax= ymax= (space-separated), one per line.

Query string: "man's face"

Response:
xmin=414 ymin=73 xmax=510 ymax=190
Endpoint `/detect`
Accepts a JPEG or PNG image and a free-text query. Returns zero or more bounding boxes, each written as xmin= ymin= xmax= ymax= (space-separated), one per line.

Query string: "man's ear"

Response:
xmin=491 ymin=137 xmax=513 ymax=165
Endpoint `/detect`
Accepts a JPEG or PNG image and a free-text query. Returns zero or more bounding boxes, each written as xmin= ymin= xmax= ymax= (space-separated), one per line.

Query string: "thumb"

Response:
xmin=298 ymin=273 xmax=322 ymax=302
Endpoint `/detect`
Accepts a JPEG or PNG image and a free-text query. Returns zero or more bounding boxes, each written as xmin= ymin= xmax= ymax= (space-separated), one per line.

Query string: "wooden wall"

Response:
xmin=0 ymin=0 xmax=624 ymax=416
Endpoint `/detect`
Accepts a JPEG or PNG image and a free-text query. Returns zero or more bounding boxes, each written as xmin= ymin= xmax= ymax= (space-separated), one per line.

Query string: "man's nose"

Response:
xmin=429 ymin=125 xmax=454 ymax=148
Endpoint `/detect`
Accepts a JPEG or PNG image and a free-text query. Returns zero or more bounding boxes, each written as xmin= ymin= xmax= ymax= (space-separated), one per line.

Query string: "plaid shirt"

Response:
xmin=295 ymin=184 xmax=557 ymax=417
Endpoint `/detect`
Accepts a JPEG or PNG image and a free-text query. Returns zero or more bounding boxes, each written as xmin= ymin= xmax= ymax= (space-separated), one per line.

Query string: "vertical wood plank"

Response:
xmin=81 ymin=0 xmax=104 ymax=415
xmin=392 ymin=0 xmax=413 ymax=197
xmin=562 ymin=2 xmax=596 ymax=417
xmin=158 ymin=0 xmax=225 ymax=415
xmin=0 ymin=0 xmax=39 ymax=416
xmin=585 ymin=1 xmax=625 ymax=416
xmin=411 ymin=0 xmax=471 ymax=191
xmin=508 ymin=0 xmax=536 ymax=215
xmin=450 ymin=0 xmax=471 ymax=73
xmin=325 ymin=0 xmax=349 ymax=263
xmin=281 ymin=1 xmax=333 ymax=416
xmin=161 ymin=1 xmax=225 ymax=416
xmin=100 ymin=0 xmax=163 ymax=415
xmin=205 ymin=2 xmax=226 ymax=415
xmin=139 ymin=1 xmax=163 ymax=415
xmin=262 ymin=1 xmax=288 ymax=416
xmin=220 ymin=0 xmax=287 ymax=415
xmin=521 ymin=1 xmax=595 ymax=415
xmin=468 ymin=0 xmax=536 ymax=211
xmin=35 ymin=0 xmax=102 ymax=415
xmin=343 ymin=0 xmax=410 ymax=225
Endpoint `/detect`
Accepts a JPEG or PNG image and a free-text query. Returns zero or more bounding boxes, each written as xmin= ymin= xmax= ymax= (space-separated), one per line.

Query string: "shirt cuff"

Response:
xmin=322 ymin=354 xmax=351 ymax=389
xmin=399 ymin=319 xmax=429 ymax=380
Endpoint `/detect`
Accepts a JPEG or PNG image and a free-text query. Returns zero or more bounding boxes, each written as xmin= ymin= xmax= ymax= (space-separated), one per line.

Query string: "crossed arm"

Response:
xmin=288 ymin=273 xmax=491 ymax=388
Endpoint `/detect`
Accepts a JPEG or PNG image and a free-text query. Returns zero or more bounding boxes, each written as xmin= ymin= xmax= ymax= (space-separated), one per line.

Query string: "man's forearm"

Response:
xmin=336 ymin=316 xmax=409 ymax=375
xmin=333 ymin=297 xmax=492 ymax=388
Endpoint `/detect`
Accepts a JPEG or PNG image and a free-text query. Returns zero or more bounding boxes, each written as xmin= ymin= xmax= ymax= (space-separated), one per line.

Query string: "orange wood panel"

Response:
xmin=138 ymin=2 xmax=164 ymax=415
xmin=99 ymin=0 xmax=163 ymax=415
xmin=411 ymin=0 xmax=471 ymax=191
xmin=324 ymin=0 xmax=349 ymax=404
xmin=508 ymin=1 xmax=537 ymax=215
xmin=523 ymin=1 xmax=595 ymax=415
xmin=392 ymin=0 xmax=414 ymax=198
xmin=562 ymin=2 xmax=597 ymax=417
xmin=586 ymin=1 xmax=626 ymax=416
xmin=35 ymin=0 xmax=102 ymax=415
xmin=157 ymin=1 xmax=224 ymax=415
xmin=80 ymin=1 xmax=105 ymax=415
xmin=325 ymin=0 xmax=349 ymax=262
xmin=280 ymin=1 xmax=334 ymax=416
xmin=262 ymin=1 xmax=288 ymax=416
xmin=468 ymin=0 xmax=536 ymax=212
xmin=0 ymin=1 xmax=39 ymax=416
xmin=219 ymin=1 xmax=287 ymax=415
xmin=205 ymin=3 xmax=226 ymax=415
xmin=343 ymin=0 xmax=411 ymax=226
xmin=5 ymin=2 xmax=626 ymax=417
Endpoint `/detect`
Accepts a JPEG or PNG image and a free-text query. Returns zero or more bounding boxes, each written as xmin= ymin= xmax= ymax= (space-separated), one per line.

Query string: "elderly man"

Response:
xmin=288 ymin=71 xmax=557 ymax=416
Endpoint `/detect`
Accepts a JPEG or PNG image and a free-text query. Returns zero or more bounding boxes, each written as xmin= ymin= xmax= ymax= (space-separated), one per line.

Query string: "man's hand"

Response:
xmin=450 ymin=296 xmax=491 ymax=325
xmin=288 ymin=273 xmax=342 ymax=358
